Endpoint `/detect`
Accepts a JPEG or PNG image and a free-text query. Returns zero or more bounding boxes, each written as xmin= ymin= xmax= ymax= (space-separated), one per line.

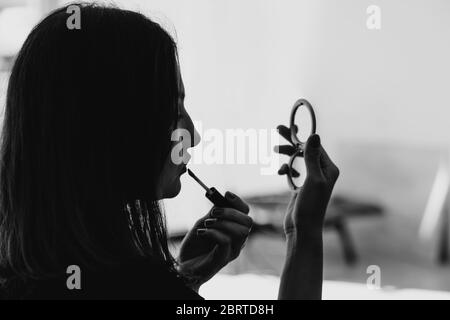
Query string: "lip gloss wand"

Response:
xmin=187 ymin=169 xmax=233 ymax=208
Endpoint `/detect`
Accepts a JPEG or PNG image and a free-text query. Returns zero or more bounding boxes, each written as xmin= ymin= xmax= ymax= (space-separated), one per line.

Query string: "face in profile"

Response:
xmin=157 ymin=70 xmax=200 ymax=199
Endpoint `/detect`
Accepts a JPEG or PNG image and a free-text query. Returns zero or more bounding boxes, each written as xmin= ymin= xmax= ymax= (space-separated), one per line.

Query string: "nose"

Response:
xmin=191 ymin=126 xmax=201 ymax=149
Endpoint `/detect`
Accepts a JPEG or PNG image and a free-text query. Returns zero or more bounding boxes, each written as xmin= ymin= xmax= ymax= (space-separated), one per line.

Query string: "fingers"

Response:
xmin=319 ymin=146 xmax=335 ymax=170
xmin=196 ymin=229 xmax=235 ymax=260
xmin=197 ymin=228 xmax=229 ymax=246
xmin=191 ymin=212 xmax=213 ymax=229
xmin=204 ymin=219 xmax=250 ymax=243
xmin=304 ymin=134 xmax=323 ymax=179
xmin=278 ymin=163 xmax=300 ymax=178
xmin=304 ymin=134 xmax=340 ymax=185
xmin=320 ymin=147 xmax=340 ymax=183
xmin=224 ymin=191 xmax=250 ymax=214
xmin=275 ymin=124 xmax=303 ymax=180
xmin=198 ymin=220 xmax=249 ymax=260
xmin=274 ymin=144 xmax=301 ymax=157
xmin=276 ymin=125 xmax=294 ymax=145
xmin=209 ymin=207 xmax=253 ymax=228
xmin=278 ymin=163 xmax=289 ymax=175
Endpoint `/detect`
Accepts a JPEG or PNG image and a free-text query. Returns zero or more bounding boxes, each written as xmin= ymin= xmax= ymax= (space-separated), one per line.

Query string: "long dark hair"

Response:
xmin=0 ymin=3 xmax=180 ymax=283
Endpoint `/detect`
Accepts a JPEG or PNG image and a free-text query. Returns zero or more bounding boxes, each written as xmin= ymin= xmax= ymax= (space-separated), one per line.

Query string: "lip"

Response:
xmin=179 ymin=165 xmax=187 ymax=175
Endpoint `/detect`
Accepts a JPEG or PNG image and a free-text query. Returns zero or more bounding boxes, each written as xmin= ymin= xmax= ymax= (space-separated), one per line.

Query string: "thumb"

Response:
xmin=224 ymin=191 xmax=250 ymax=214
xmin=304 ymin=134 xmax=322 ymax=178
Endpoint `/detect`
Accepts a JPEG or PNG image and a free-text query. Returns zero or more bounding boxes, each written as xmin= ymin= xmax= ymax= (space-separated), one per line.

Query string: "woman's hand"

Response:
xmin=177 ymin=192 xmax=252 ymax=291
xmin=275 ymin=125 xmax=339 ymax=300
xmin=276 ymin=125 xmax=339 ymax=236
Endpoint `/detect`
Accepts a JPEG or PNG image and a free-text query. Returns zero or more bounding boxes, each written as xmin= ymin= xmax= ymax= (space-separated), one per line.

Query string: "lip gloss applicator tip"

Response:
xmin=187 ymin=169 xmax=211 ymax=194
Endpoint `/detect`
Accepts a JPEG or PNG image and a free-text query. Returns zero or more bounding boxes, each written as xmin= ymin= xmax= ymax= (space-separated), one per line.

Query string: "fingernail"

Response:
xmin=273 ymin=146 xmax=280 ymax=153
xmin=227 ymin=192 xmax=236 ymax=199
xmin=291 ymin=168 xmax=300 ymax=178
xmin=204 ymin=218 xmax=217 ymax=227
xmin=197 ymin=228 xmax=207 ymax=235
xmin=211 ymin=208 xmax=223 ymax=217
xmin=310 ymin=134 xmax=321 ymax=148
xmin=278 ymin=164 xmax=289 ymax=175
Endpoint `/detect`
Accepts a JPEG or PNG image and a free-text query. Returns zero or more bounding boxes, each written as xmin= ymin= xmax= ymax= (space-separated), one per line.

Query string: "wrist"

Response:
xmin=176 ymin=260 xmax=204 ymax=293
xmin=188 ymin=282 xmax=201 ymax=293
xmin=285 ymin=226 xmax=323 ymax=245
xmin=286 ymin=218 xmax=323 ymax=235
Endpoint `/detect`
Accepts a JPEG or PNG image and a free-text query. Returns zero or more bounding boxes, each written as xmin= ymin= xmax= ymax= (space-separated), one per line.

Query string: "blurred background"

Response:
xmin=1 ymin=0 xmax=450 ymax=299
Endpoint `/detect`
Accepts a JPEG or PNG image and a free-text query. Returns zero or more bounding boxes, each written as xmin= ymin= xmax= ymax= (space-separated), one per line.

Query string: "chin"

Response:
xmin=162 ymin=178 xmax=182 ymax=199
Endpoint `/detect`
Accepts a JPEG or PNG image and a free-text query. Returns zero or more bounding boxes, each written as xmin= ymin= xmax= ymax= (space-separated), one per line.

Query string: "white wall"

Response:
xmin=2 ymin=0 xmax=450 ymax=231
xmin=115 ymin=0 xmax=450 ymax=230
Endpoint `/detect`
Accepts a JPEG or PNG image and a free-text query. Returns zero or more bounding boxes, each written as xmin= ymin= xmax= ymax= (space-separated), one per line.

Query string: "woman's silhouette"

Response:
xmin=0 ymin=3 xmax=338 ymax=300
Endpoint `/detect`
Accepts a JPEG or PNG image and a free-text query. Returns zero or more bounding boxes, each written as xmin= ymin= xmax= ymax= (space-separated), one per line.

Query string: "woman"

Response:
xmin=0 ymin=3 xmax=338 ymax=300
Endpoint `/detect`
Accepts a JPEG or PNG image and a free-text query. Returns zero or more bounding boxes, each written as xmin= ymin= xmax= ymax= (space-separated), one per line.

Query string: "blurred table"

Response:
xmin=244 ymin=192 xmax=384 ymax=265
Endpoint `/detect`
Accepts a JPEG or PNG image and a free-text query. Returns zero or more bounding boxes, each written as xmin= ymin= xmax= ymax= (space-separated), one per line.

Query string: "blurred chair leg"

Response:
xmin=335 ymin=219 xmax=358 ymax=265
